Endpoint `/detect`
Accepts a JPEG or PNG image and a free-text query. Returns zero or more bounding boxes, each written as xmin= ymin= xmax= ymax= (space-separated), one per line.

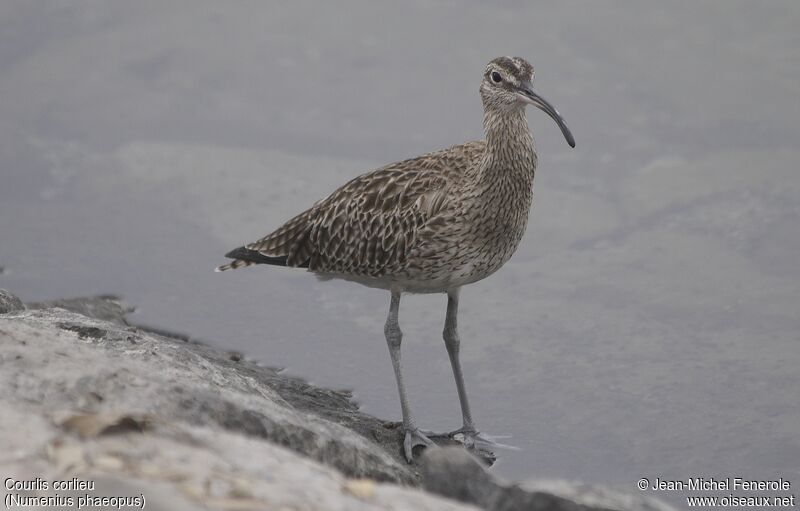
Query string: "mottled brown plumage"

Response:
xmin=217 ymin=56 xmax=574 ymax=461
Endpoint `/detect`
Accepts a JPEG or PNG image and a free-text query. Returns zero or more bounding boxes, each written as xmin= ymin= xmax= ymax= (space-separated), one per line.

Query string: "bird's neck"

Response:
xmin=479 ymin=107 xmax=536 ymax=181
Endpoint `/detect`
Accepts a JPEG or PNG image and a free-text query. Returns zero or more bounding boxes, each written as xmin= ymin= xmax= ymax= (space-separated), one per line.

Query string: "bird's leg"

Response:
xmin=384 ymin=290 xmax=434 ymax=462
xmin=442 ymin=288 xmax=477 ymax=434
xmin=430 ymin=288 xmax=508 ymax=452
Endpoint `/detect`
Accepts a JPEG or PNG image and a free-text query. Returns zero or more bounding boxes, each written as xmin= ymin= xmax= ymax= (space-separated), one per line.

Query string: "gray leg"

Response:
xmin=439 ymin=289 xmax=510 ymax=452
xmin=443 ymin=288 xmax=476 ymax=433
xmin=385 ymin=290 xmax=433 ymax=462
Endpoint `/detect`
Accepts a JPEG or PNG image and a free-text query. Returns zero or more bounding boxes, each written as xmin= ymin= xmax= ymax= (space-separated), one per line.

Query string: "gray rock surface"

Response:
xmin=24 ymin=294 xmax=495 ymax=468
xmin=1 ymin=303 xmax=414 ymax=484
xmin=422 ymin=448 xmax=675 ymax=511
xmin=0 ymin=288 xmax=25 ymax=314
xmin=0 ymin=293 xmax=672 ymax=510
xmin=27 ymin=294 xmax=134 ymax=325
xmin=0 ymin=299 xmax=476 ymax=511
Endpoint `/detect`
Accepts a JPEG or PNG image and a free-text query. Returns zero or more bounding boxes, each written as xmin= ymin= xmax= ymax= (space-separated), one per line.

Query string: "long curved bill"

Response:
xmin=517 ymin=83 xmax=576 ymax=148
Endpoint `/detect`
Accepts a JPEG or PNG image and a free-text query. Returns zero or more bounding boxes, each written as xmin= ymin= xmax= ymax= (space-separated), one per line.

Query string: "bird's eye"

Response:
xmin=490 ymin=71 xmax=502 ymax=83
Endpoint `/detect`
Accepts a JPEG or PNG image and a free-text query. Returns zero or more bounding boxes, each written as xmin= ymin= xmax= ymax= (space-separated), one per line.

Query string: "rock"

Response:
xmin=0 ymin=409 xmax=474 ymax=511
xmin=0 ymin=289 xmax=25 ymax=314
xmin=21 ymin=295 xmax=495 ymax=468
xmin=421 ymin=448 xmax=500 ymax=507
xmin=0 ymin=294 xmax=673 ymax=510
xmin=0 ymin=301 xmax=479 ymax=511
xmin=28 ymin=295 xmax=134 ymax=326
xmin=0 ymin=305 xmax=414 ymax=484
xmin=421 ymin=448 xmax=676 ymax=511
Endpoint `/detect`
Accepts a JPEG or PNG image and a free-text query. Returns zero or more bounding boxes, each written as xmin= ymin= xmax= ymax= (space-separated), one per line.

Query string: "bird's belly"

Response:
xmin=399 ymin=219 xmax=529 ymax=291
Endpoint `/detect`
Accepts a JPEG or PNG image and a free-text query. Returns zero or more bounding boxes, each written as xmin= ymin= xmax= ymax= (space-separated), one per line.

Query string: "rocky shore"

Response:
xmin=0 ymin=289 xmax=672 ymax=511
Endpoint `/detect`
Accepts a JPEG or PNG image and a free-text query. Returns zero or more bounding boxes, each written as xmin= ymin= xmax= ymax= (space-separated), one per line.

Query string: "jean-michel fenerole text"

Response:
xmin=651 ymin=477 xmax=790 ymax=492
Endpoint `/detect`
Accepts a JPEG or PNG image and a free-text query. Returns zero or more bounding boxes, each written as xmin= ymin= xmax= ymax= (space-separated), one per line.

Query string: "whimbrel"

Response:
xmin=217 ymin=56 xmax=575 ymax=461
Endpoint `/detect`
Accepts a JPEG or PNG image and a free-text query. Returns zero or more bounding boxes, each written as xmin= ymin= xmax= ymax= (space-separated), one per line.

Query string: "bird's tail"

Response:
xmin=216 ymin=209 xmax=314 ymax=272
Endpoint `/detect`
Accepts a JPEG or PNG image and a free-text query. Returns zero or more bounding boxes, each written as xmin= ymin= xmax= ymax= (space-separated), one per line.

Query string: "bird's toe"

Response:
xmin=403 ymin=428 xmax=436 ymax=462
xmin=452 ymin=430 xmax=518 ymax=451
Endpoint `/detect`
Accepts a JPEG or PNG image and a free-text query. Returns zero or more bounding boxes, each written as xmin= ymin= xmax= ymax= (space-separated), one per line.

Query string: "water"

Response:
xmin=2 ymin=2 xmax=799 ymax=504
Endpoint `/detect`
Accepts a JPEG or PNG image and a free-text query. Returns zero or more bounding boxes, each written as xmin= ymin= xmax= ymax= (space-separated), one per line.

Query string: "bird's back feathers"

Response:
xmin=217 ymin=141 xmax=485 ymax=277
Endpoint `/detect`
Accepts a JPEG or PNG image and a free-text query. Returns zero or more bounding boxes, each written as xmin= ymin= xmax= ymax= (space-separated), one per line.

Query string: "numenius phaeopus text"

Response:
xmin=217 ymin=57 xmax=575 ymax=461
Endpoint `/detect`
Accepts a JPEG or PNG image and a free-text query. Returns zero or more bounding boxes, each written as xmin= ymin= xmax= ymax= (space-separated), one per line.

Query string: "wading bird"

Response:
xmin=217 ymin=56 xmax=575 ymax=461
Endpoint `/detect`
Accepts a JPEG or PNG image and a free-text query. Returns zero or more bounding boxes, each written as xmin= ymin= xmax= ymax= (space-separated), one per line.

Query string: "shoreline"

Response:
xmin=0 ymin=289 xmax=672 ymax=511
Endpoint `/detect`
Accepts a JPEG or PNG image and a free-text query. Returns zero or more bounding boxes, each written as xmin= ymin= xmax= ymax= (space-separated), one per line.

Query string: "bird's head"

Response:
xmin=480 ymin=56 xmax=575 ymax=148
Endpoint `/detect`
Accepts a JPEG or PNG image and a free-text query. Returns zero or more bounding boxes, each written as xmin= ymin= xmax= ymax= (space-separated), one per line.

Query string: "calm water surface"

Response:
xmin=2 ymin=2 xmax=799 ymax=503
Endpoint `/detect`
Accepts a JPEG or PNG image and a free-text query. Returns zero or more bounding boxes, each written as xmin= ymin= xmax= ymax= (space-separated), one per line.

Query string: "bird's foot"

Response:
xmin=452 ymin=430 xmax=518 ymax=451
xmin=422 ymin=427 xmax=518 ymax=451
xmin=403 ymin=427 xmax=435 ymax=462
